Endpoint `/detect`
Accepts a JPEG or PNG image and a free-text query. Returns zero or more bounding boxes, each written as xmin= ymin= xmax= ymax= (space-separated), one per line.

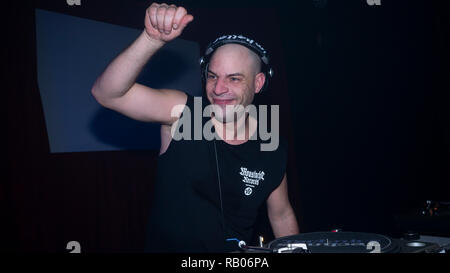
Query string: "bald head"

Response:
xmin=209 ymin=44 xmax=262 ymax=77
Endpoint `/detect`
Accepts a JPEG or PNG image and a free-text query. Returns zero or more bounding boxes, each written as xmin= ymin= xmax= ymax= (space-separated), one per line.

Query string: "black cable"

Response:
xmin=213 ymin=139 xmax=226 ymax=236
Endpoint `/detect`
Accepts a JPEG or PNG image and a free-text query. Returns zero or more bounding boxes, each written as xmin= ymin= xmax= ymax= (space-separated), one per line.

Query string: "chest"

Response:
xmin=183 ymin=140 xmax=278 ymax=212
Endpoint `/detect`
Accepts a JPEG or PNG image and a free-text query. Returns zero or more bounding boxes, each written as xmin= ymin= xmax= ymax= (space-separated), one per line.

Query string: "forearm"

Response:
xmin=269 ymin=207 xmax=299 ymax=238
xmin=92 ymin=30 xmax=165 ymax=102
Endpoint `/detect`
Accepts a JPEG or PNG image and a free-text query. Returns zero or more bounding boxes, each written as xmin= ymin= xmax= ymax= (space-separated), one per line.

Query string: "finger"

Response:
xmin=163 ymin=5 xmax=177 ymax=34
xmin=156 ymin=4 xmax=168 ymax=33
xmin=148 ymin=4 xmax=158 ymax=29
xmin=172 ymin=6 xmax=187 ymax=30
xmin=177 ymin=14 xmax=194 ymax=31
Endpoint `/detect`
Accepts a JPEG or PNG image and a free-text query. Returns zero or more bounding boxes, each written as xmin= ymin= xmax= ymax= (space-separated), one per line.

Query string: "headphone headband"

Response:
xmin=205 ymin=35 xmax=270 ymax=65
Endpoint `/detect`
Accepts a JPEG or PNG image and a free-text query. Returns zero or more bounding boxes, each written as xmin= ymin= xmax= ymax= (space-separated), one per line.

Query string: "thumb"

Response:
xmin=178 ymin=14 xmax=194 ymax=31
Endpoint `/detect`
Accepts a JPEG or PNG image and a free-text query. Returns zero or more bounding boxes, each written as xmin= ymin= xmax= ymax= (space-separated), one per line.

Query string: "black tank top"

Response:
xmin=145 ymin=94 xmax=288 ymax=252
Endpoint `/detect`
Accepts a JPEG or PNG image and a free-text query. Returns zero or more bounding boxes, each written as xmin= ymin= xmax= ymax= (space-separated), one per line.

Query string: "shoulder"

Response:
xmin=261 ymin=135 xmax=288 ymax=179
xmin=258 ymin=133 xmax=288 ymax=156
xmin=178 ymin=94 xmax=210 ymax=116
xmin=274 ymin=135 xmax=288 ymax=165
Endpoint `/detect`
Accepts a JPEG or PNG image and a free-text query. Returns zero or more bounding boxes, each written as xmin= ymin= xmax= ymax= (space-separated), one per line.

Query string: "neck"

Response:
xmin=211 ymin=113 xmax=257 ymax=144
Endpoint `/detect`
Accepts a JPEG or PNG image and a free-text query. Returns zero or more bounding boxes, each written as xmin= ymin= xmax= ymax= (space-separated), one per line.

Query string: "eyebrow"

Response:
xmin=207 ymin=70 xmax=246 ymax=78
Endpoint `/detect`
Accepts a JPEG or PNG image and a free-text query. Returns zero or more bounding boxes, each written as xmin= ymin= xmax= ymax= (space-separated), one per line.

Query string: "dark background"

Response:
xmin=3 ymin=0 xmax=449 ymax=252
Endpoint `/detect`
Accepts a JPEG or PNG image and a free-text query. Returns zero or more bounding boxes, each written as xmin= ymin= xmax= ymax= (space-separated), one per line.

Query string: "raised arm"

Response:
xmin=91 ymin=3 xmax=194 ymax=125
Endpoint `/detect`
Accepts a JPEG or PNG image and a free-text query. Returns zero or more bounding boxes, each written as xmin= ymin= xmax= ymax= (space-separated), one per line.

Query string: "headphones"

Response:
xmin=199 ymin=34 xmax=274 ymax=93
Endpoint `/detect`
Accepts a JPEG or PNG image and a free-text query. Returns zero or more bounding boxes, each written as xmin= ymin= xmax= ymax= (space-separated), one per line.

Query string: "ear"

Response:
xmin=254 ymin=72 xmax=266 ymax=94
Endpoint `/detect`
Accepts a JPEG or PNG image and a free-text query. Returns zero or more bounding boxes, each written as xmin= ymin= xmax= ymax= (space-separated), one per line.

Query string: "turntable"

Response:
xmin=236 ymin=231 xmax=444 ymax=253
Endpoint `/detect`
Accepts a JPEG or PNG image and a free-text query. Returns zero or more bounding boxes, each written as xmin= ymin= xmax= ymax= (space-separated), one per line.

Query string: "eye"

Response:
xmin=207 ymin=74 xmax=217 ymax=80
xmin=230 ymin=77 xmax=241 ymax=82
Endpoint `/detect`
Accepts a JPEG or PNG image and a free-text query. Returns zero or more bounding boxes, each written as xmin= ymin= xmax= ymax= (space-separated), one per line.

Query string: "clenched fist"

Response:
xmin=144 ymin=3 xmax=194 ymax=42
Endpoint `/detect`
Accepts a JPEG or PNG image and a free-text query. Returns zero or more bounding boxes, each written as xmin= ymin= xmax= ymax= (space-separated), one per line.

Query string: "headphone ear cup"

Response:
xmin=202 ymin=63 xmax=209 ymax=84
xmin=199 ymin=55 xmax=208 ymax=84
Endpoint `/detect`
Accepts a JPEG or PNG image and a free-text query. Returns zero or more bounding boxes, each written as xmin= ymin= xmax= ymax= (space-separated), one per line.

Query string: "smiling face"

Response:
xmin=205 ymin=44 xmax=265 ymax=123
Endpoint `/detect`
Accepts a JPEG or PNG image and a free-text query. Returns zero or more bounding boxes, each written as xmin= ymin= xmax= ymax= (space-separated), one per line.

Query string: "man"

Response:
xmin=91 ymin=2 xmax=299 ymax=252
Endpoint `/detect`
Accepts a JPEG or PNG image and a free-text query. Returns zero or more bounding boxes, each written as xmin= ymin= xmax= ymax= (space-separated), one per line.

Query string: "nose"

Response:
xmin=213 ymin=77 xmax=228 ymax=96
